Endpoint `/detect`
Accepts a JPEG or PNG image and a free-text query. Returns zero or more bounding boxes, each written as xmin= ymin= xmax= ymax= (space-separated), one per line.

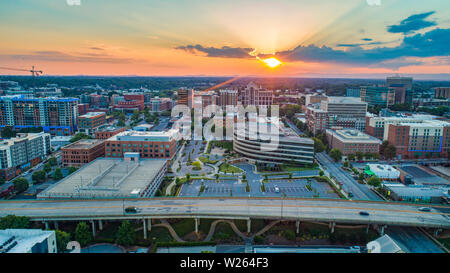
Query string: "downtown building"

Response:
xmin=0 ymin=132 xmax=51 ymax=180
xmin=240 ymin=82 xmax=273 ymax=106
xmin=77 ymin=112 xmax=107 ymax=137
xmin=433 ymin=87 xmax=450 ymax=99
xmin=0 ymin=96 xmax=79 ymax=136
xmin=365 ymin=114 xmax=450 ymax=159
xmin=177 ymin=88 xmax=194 ymax=108
xmin=233 ymin=117 xmax=314 ymax=165
xmin=104 ymin=129 xmax=179 ymax=160
xmin=305 ymin=96 xmax=368 ymax=135
xmin=386 ymin=76 xmax=413 ymax=104
xmin=325 ymin=129 xmax=381 ymax=156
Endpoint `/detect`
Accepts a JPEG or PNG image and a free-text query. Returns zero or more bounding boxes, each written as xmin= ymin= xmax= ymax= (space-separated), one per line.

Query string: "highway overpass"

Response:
xmin=0 ymin=197 xmax=449 ymax=230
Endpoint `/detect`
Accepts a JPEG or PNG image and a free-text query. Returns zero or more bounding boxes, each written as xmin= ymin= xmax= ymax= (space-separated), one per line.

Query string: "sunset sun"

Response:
xmin=262 ymin=57 xmax=282 ymax=68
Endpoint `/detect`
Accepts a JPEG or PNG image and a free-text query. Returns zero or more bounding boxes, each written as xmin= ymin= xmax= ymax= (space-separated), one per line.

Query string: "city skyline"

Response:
xmin=0 ymin=0 xmax=449 ymax=79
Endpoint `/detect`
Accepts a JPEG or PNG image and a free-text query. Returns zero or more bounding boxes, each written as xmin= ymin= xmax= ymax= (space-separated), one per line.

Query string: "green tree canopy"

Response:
xmin=32 ymin=170 xmax=46 ymax=184
xmin=55 ymin=230 xmax=71 ymax=253
xmin=70 ymin=133 xmax=92 ymax=143
xmin=53 ymin=168 xmax=64 ymax=181
xmin=0 ymin=215 xmax=30 ymax=229
xmin=13 ymin=178 xmax=29 ymax=193
xmin=116 ymin=220 xmax=135 ymax=246
xmin=75 ymin=222 xmax=93 ymax=247
xmin=329 ymin=149 xmax=342 ymax=162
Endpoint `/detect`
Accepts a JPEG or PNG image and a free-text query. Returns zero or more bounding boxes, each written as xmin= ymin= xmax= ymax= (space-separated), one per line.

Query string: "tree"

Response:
xmin=380 ymin=141 xmax=389 ymax=157
xmin=348 ymin=154 xmax=355 ymax=161
xmin=48 ymin=157 xmax=58 ymax=166
xmin=186 ymin=173 xmax=191 ymax=183
xmin=329 ymin=149 xmax=342 ymax=162
xmin=372 ymin=153 xmax=380 ymax=160
xmin=343 ymin=160 xmax=349 ymax=168
xmin=55 ymin=230 xmax=71 ymax=253
xmin=116 ymin=220 xmax=135 ymax=246
xmin=13 ymin=178 xmax=29 ymax=193
xmin=319 ymin=170 xmax=324 ymax=176
xmin=1 ymin=126 xmax=16 ymax=138
xmin=367 ymin=176 xmax=381 ymax=187
xmin=32 ymin=170 xmax=46 ymax=184
xmin=53 ymin=168 xmax=63 ymax=181
xmin=44 ymin=163 xmax=52 ymax=173
xmin=312 ymin=138 xmax=326 ymax=153
xmin=70 ymin=133 xmax=92 ymax=143
xmin=384 ymin=144 xmax=397 ymax=160
xmin=356 ymin=152 xmax=364 ymax=161
xmin=0 ymin=177 xmax=5 ymax=186
xmin=75 ymin=222 xmax=93 ymax=247
xmin=358 ymin=173 xmax=365 ymax=182
xmin=0 ymin=215 xmax=30 ymax=229
xmin=68 ymin=166 xmax=78 ymax=175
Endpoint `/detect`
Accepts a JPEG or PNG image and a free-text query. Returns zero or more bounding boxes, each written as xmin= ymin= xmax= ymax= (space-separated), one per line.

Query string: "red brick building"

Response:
xmin=61 ymin=139 xmax=105 ymax=167
xmin=104 ymin=130 xmax=178 ymax=159
xmin=95 ymin=126 xmax=127 ymax=139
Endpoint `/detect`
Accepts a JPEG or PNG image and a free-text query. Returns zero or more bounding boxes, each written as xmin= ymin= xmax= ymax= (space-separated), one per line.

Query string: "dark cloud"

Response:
xmin=175 ymin=44 xmax=253 ymax=58
xmin=387 ymin=11 xmax=436 ymax=34
xmin=272 ymin=28 xmax=450 ymax=65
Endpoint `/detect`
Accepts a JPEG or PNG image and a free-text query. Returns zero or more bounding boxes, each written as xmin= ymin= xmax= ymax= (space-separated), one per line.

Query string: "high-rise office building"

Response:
xmin=360 ymin=86 xmax=395 ymax=107
xmin=0 ymin=96 xmax=79 ymax=136
xmin=240 ymin=82 xmax=273 ymax=106
xmin=386 ymin=76 xmax=413 ymax=104
xmin=177 ymin=88 xmax=194 ymax=108
xmin=0 ymin=132 xmax=51 ymax=180
xmin=433 ymin=87 xmax=450 ymax=99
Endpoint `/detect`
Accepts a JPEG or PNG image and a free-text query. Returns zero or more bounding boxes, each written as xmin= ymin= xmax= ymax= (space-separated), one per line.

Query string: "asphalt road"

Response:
xmin=316 ymin=152 xmax=381 ymax=201
xmin=1 ymin=197 xmax=449 ymax=228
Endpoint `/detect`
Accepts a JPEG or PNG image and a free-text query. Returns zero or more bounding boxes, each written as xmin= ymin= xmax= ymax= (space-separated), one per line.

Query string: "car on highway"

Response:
xmin=359 ymin=211 xmax=370 ymax=216
xmin=348 ymin=192 xmax=354 ymax=197
xmin=418 ymin=207 xmax=431 ymax=212
xmin=274 ymin=186 xmax=280 ymax=193
xmin=124 ymin=206 xmax=140 ymax=213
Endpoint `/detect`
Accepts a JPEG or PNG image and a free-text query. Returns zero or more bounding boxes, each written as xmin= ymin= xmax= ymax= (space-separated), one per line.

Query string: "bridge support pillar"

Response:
xmin=99 ymin=220 xmax=103 ymax=231
xmin=54 ymin=221 xmax=59 ymax=230
xmin=43 ymin=221 xmax=49 ymax=230
xmin=380 ymin=225 xmax=386 ymax=236
xmin=366 ymin=224 xmax=370 ymax=234
xmin=147 ymin=219 xmax=152 ymax=231
xmin=143 ymin=219 xmax=147 ymax=240
xmin=90 ymin=221 xmax=96 ymax=237
xmin=247 ymin=219 xmax=251 ymax=233
xmin=435 ymin=229 xmax=442 ymax=236
xmin=330 ymin=222 xmax=335 ymax=233
xmin=195 ymin=218 xmax=199 ymax=233
xmin=296 ymin=220 xmax=300 ymax=234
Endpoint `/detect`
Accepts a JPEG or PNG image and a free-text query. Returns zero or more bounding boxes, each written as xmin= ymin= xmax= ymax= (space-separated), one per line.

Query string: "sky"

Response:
xmin=0 ymin=0 xmax=449 ymax=79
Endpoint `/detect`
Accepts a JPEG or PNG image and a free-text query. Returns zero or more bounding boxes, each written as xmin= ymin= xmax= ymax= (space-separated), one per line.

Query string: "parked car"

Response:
xmin=359 ymin=211 xmax=370 ymax=216
xmin=418 ymin=207 xmax=431 ymax=212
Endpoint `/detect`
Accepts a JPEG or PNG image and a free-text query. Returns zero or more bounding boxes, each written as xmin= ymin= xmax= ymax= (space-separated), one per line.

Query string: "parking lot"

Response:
xmin=400 ymin=165 xmax=449 ymax=185
xmin=178 ymin=178 xmax=248 ymax=197
xmin=263 ymin=179 xmax=339 ymax=199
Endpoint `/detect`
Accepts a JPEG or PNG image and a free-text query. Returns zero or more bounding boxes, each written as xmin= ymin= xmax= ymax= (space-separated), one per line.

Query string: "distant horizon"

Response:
xmin=1 ymin=73 xmax=449 ymax=81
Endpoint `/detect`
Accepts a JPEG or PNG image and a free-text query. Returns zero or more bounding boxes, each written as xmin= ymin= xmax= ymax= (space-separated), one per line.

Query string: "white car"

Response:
xmin=274 ymin=186 xmax=280 ymax=193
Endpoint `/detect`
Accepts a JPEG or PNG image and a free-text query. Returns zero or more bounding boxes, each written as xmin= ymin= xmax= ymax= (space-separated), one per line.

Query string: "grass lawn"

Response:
xmin=147 ymin=227 xmax=174 ymax=243
xmin=171 ymin=219 xmax=195 ymax=238
xmin=219 ymin=163 xmax=242 ymax=174
xmin=282 ymin=165 xmax=319 ymax=172
xmin=212 ymin=222 xmax=243 ymax=243
xmin=198 ymin=156 xmax=218 ymax=165
xmin=438 ymin=238 xmax=450 ymax=250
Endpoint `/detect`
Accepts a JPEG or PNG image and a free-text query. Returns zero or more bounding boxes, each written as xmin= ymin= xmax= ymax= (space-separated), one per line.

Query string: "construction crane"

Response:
xmin=0 ymin=66 xmax=43 ymax=77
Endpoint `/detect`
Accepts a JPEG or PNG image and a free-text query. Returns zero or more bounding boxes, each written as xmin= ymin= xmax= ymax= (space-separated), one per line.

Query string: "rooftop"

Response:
xmin=108 ymin=129 xmax=179 ymax=142
xmin=0 ymin=229 xmax=55 ymax=253
xmin=61 ymin=139 xmax=104 ymax=150
xmin=38 ymin=157 xmax=168 ymax=199
xmin=326 ymin=96 xmax=366 ymax=104
xmin=79 ymin=112 xmax=106 ymax=118
xmin=327 ymin=129 xmax=381 ymax=143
